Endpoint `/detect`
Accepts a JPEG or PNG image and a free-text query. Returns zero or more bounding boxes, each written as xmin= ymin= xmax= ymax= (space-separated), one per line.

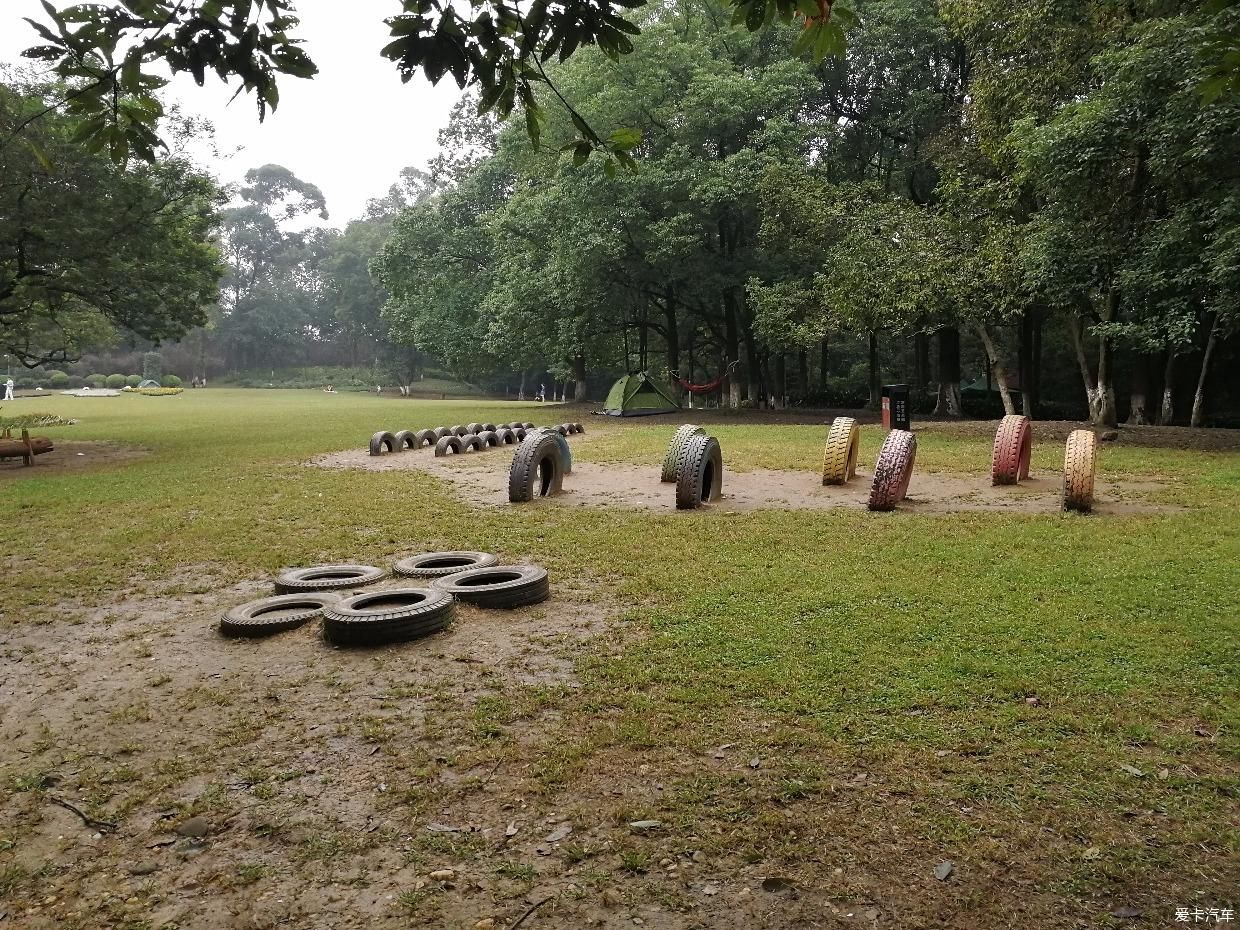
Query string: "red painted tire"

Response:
xmin=991 ymin=415 xmax=1032 ymax=485
xmin=822 ymin=416 xmax=860 ymax=485
xmin=867 ymin=430 xmax=917 ymax=511
xmin=1062 ymin=430 xmax=1097 ymax=513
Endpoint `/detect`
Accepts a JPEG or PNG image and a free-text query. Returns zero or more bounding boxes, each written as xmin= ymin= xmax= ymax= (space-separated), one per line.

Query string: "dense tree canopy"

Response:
xmin=0 ymin=76 xmax=223 ymax=365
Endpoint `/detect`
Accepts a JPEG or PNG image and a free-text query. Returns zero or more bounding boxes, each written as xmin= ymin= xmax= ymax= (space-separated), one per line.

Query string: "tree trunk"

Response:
xmin=774 ymin=352 xmax=787 ymax=409
xmin=1190 ymin=312 xmax=1220 ymax=427
xmin=819 ymin=337 xmax=829 ymax=392
xmin=913 ymin=330 xmax=929 ymax=412
xmin=664 ymin=287 xmax=680 ymax=399
xmin=867 ymin=331 xmax=881 ymax=409
xmin=1069 ymin=314 xmax=1116 ymax=426
xmin=1127 ymin=354 xmax=1151 ymax=425
xmin=1019 ymin=310 xmax=1041 ymax=418
xmin=573 ymin=355 xmax=587 ymax=402
xmin=974 ymin=324 xmax=1016 ymax=416
xmin=724 ymin=295 xmax=742 ymax=409
xmin=797 ymin=350 xmax=808 ymax=403
xmin=933 ymin=326 xmax=961 ymax=417
xmin=518 ymin=370 xmax=526 ymax=401
xmin=1158 ymin=350 xmax=1176 ymax=425
xmin=742 ymin=320 xmax=761 ymax=406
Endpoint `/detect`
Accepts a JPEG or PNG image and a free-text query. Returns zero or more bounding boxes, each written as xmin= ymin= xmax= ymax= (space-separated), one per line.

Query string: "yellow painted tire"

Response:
xmin=822 ymin=416 xmax=860 ymax=485
xmin=1062 ymin=429 xmax=1097 ymax=513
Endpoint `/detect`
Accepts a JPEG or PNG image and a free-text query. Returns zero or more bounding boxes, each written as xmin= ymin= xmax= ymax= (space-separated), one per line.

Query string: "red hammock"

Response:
xmin=674 ymin=360 xmax=738 ymax=394
xmin=675 ymin=373 xmax=728 ymax=394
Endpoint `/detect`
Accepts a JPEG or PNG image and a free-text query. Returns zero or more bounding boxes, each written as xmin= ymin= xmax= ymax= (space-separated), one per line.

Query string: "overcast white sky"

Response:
xmin=0 ymin=0 xmax=463 ymax=226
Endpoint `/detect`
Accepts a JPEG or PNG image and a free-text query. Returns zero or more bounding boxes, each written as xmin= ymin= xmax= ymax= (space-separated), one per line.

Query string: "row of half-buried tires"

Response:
xmin=855 ymin=416 xmax=1099 ymax=513
xmin=370 ymin=422 xmax=539 ymax=456
xmin=220 ymin=553 xmax=549 ymax=645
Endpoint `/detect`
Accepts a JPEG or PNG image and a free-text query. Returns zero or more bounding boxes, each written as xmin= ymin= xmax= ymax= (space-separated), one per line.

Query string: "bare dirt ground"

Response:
xmin=311 ymin=444 xmax=1178 ymax=515
xmin=0 ymin=441 xmax=147 ymax=480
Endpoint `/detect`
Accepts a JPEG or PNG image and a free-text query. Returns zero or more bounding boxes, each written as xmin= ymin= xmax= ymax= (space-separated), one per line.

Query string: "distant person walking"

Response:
xmin=536 ymin=383 xmax=545 ymax=402
xmin=4 ymin=377 xmax=13 ymax=400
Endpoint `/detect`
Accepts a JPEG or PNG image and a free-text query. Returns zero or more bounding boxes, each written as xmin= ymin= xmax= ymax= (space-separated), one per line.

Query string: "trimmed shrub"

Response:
xmin=48 ymin=372 xmax=71 ymax=389
xmin=15 ymin=377 xmax=37 ymax=389
xmin=105 ymin=374 xmax=127 ymax=389
xmin=86 ymin=374 xmax=107 ymax=389
xmin=161 ymin=374 xmax=183 ymax=388
xmin=142 ymin=352 xmax=162 ymax=383
xmin=126 ymin=375 xmax=141 ymax=387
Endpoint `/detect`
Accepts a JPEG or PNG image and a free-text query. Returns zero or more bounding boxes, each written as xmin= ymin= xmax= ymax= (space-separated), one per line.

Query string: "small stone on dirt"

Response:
xmin=629 ymin=820 xmax=661 ymax=833
xmin=748 ymin=757 xmax=761 ymax=769
xmin=602 ymin=889 xmax=623 ymax=908
xmin=761 ymin=876 xmax=795 ymax=893
xmin=1111 ymin=905 xmax=1143 ymax=919
xmin=474 ymin=919 xmax=496 ymax=930
xmin=737 ymin=887 xmax=752 ymax=899
xmin=544 ymin=822 xmax=573 ymax=843
xmin=429 ymin=869 xmax=455 ymax=882
xmin=691 ymin=850 xmax=707 ymax=863
xmin=1119 ymin=764 xmax=1146 ymax=778
xmin=934 ymin=861 xmax=954 ymax=881
xmin=127 ymin=862 xmax=160 ymax=876
xmin=175 ymin=816 xmax=210 ymax=838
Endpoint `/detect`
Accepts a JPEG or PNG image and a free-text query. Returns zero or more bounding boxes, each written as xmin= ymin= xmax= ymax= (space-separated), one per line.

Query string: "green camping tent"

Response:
xmin=603 ymin=372 xmax=680 ymax=417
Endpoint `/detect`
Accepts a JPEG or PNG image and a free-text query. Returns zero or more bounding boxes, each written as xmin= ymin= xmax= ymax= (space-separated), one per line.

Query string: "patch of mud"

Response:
xmin=0 ymin=440 xmax=148 ymax=479
xmin=0 ymin=568 xmax=619 ymax=930
xmin=310 ymin=448 xmax=1179 ymax=515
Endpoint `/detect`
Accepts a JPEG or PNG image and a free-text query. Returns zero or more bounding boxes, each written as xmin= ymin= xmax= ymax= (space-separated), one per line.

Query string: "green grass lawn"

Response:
xmin=1 ymin=389 xmax=1237 ymax=926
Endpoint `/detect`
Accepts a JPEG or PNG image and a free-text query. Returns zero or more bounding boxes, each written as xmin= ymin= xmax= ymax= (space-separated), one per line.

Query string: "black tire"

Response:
xmin=461 ymin=434 xmax=484 ymax=452
xmin=393 ymin=551 xmax=499 ymax=578
xmin=478 ymin=430 xmax=500 ymax=448
xmin=868 ymin=430 xmax=917 ymax=511
xmin=393 ymin=430 xmax=417 ymax=450
xmin=555 ymin=424 xmax=569 ymax=435
xmin=413 ymin=429 xmax=436 ymax=449
xmin=451 ymin=424 xmax=470 ymax=437
xmin=514 ymin=428 xmax=528 ymax=441
xmin=676 ymin=435 xmax=723 ymax=509
xmin=662 ymin=425 xmax=704 ymax=483
xmin=369 ymin=431 xmax=396 ymax=456
xmin=220 ymin=593 xmax=339 ymax=638
xmin=323 ymin=588 xmax=455 ymax=646
xmin=508 ymin=432 xmax=565 ymax=502
xmin=495 ymin=427 xmax=519 ymax=445
xmin=435 ymin=435 xmax=464 ymax=456
xmin=525 ymin=427 xmax=572 ymax=473
xmin=483 ymin=423 xmax=497 ymax=432
xmin=274 ymin=564 xmax=386 ymax=595
xmin=572 ymin=423 xmax=584 ymax=434
xmin=522 ymin=422 xmax=535 ymax=429
xmin=466 ymin=422 xmax=483 ymax=434
xmin=432 ymin=565 xmax=550 ymax=608
xmin=432 ymin=427 xmax=452 ymax=440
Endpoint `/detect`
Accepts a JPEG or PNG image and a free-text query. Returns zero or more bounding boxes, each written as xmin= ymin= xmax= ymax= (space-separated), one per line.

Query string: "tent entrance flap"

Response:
xmin=603 ymin=372 xmax=680 ymax=417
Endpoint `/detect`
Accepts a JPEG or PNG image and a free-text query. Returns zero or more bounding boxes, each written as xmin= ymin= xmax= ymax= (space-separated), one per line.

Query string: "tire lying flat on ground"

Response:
xmin=676 ymin=434 xmax=723 ymax=509
xmin=509 ymin=432 xmax=565 ymax=502
xmin=432 ymin=565 xmax=550 ymax=608
xmin=867 ymin=430 xmax=917 ymax=511
xmin=991 ymin=414 xmax=1032 ymax=485
xmin=821 ymin=416 xmax=860 ymax=485
xmin=323 ymin=588 xmax=455 ymax=646
xmin=369 ymin=431 xmax=396 ymax=456
xmin=1062 ymin=429 xmax=1097 ymax=513
xmin=274 ymin=564 xmax=386 ymax=595
xmin=662 ymin=424 xmax=705 ymax=483
xmin=435 ymin=435 xmax=465 ymax=456
xmin=220 ymin=593 xmax=339 ymax=638
xmin=393 ymin=551 xmax=499 ymax=578
xmin=413 ymin=428 xmax=436 ymax=448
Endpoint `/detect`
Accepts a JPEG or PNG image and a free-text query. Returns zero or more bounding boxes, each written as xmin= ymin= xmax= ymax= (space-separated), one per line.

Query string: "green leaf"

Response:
xmin=25 ymin=138 xmax=54 ymax=171
xmin=608 ymin=126 xmax=642 ymax=151
xmin=572 ymin=141 xmax=592 ymax=167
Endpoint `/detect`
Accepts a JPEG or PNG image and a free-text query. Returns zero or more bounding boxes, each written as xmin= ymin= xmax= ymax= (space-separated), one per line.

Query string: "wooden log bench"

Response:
xmin=0 ymin=428 xmax=53 ymax=466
